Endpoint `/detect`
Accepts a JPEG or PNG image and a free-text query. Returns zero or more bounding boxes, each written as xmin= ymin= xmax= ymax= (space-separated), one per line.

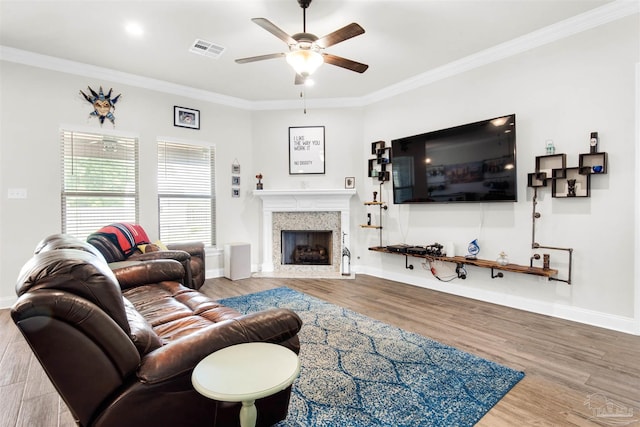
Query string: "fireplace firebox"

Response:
xmin=281 ymin=230 xmax=332 ymax=265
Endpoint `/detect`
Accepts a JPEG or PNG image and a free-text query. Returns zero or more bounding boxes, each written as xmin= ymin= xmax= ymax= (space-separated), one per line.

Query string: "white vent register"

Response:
xmin=189 ymin=39 xmax=226 ymax=58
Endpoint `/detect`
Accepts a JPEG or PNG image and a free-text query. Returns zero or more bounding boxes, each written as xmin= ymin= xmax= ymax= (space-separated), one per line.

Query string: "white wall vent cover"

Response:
xmin=189 ymin=39 xmax=226 ymax=58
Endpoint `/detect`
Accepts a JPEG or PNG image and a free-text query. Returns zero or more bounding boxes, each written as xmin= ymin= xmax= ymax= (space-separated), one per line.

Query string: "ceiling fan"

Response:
xmin=235 ymin=0 xmax=368 ymax=84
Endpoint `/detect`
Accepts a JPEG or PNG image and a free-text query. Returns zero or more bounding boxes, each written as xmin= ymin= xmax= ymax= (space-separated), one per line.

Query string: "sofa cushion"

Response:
xmin=123 ymin=297 xmax=162 ymax=355
xmin=122 ymin=282 xmax=241 ymax=344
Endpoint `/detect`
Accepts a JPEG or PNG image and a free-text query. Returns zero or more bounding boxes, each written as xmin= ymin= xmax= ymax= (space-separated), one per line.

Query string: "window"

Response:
xmin=61 ymin=129 xmax=139 ymax=239
xmin=157 ymin=140 xmax=215 ymax=246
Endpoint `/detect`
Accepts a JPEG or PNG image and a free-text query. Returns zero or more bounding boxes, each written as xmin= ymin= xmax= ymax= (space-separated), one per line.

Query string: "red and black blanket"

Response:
xmin=88 ymin=223 xmax=150 ymax=257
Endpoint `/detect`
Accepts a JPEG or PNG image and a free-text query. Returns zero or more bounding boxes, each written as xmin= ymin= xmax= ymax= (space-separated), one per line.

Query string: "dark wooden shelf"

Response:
xmin=368 ymin=246 xmax=558 ymax=278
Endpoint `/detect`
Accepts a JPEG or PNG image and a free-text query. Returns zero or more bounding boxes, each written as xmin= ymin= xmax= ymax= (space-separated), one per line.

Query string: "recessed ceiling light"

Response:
xmin=125 ymin=22 xmax=144 ymax=37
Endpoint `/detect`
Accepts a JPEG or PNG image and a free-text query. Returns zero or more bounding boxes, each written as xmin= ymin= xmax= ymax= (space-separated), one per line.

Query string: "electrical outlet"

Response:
xmin=8 ymin=188 xmax=27 ymax=199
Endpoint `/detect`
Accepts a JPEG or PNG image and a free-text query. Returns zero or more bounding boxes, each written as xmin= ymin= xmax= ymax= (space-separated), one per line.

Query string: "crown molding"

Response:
xmin=1 ymin=0 xmax=637 ymax=111
xmin=0 ymin=46 xmax=253 ymax=110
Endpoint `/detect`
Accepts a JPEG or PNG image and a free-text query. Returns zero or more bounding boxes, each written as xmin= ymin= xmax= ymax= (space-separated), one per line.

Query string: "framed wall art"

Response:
xmin=231 ymin=161 xmax=240 ymax=174
xmin=345 ymin=177 xmax=355 ymax=189
xmin=289 ymin=126 xmax=325 ymax=174
xmin=174 ymin=106 xmax=200 ymax=129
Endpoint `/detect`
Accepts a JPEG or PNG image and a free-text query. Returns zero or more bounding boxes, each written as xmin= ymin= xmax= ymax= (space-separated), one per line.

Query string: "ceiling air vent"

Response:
xmin=189 ymin=39 xmax=226 ymax=59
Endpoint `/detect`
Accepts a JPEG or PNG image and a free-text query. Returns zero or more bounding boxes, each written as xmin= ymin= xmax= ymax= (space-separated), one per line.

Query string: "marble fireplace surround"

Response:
xmin=253 ymin=189 xmax=356 ymax=274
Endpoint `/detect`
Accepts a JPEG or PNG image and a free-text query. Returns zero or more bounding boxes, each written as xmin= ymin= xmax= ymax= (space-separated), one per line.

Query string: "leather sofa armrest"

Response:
xmin=166 ymin=242 xmax=205 ymax=259
xmin=129 ymin=250 xmax=190 ymax=262
xmin=137 ymin=308 xmax=303 ymax=384
xmin=112 ymin=259 xmax=185 ymax=290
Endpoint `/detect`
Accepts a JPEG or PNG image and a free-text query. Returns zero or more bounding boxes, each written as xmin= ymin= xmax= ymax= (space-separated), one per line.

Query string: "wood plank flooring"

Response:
xmin=1 ymin=274 xmax=638 ymax=426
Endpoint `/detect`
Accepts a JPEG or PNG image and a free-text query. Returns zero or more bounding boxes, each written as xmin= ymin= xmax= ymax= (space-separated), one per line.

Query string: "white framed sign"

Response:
xmin=289 ymin=126 xmax=325 ymax=174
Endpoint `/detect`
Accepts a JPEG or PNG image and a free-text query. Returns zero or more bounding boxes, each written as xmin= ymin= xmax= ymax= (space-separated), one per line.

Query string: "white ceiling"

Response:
xmin=0 ymin=0 xmax=623 ymax=103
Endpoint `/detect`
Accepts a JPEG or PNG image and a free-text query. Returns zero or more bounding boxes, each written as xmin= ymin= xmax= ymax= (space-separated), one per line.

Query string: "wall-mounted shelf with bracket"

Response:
xmin=368 ymin=246 xmax=558 ymax=279
xmin=524 ymin=138 xmax=610 ymax=284
xmin=360 ymin=186 xmax=388 ymax=247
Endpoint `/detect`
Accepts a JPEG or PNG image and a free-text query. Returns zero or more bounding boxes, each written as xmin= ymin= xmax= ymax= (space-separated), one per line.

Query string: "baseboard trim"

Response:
xmin=356 ymin=266 xmax=639 ymax=336
xmin=0 ymin=295 xmax=17 ymax=310
xmin=206 ymin=267 xmax=224 ymax=279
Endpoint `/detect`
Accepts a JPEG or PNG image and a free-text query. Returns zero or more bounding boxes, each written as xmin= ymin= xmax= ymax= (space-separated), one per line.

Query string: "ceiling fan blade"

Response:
xmin=294 ymin=74 xmax=306 ymax=85
xmin=235 ymin=53 xmax=285 ymax=64
xmin=251 ymin=18 xmax=296 ymax=45
xmin=322 ymin=53 xmax=369 ymax=73
xmin=316 ymin=23 xmax=365 ymax=48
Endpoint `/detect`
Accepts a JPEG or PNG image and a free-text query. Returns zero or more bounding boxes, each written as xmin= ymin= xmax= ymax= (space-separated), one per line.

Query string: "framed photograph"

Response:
xmin=289 ymin=126 xmax=325 ymax=174
xmin=174 ymin=106 xmax=200 ymax=129
xmin=232 ymin=176 xmax=240 ymax=186
xmin=231 ymin=188 xmax=240 ymax=198
xmin=345 ymin=177 xmax=355 ymax=189
xmin=232 ymin=163 xmax=241 ymax=174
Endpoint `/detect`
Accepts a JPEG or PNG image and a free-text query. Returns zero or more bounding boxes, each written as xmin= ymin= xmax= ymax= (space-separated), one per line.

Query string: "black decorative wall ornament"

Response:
xmin=80 ymin=86 xmax=121 ymax=125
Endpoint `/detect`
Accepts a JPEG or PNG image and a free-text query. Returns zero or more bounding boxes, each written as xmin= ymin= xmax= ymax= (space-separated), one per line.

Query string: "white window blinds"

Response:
xmin=157 ymin=140 xmax=215 ymax=246
xmin=61 ymin=129 xmax=139 ymax=239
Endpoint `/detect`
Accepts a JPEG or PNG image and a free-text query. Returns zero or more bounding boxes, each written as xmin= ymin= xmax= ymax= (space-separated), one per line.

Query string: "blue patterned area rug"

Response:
xmin=219 ymin=287 xmax=524 ymax=427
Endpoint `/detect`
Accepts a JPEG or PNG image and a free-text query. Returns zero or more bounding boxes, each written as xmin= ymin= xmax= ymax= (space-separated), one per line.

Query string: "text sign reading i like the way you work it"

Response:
xmin=289 ymin=126 xmax=325 ymax=174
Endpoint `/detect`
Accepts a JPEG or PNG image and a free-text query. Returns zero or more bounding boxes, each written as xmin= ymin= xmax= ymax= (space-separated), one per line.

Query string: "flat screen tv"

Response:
xmin=391 ymin=114 xmax=517 ymax=204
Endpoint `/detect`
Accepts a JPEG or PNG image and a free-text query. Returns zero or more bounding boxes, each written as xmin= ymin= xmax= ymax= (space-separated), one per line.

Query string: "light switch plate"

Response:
xmin=8 ymin=188 xmax=27 ymax=199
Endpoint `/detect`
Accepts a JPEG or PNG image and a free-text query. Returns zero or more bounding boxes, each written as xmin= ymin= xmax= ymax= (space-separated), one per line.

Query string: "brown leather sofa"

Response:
xmin=86 ymin=224 xmax=206 ymax=290
xmin=12 ymin=234 xmax=302 ymax=427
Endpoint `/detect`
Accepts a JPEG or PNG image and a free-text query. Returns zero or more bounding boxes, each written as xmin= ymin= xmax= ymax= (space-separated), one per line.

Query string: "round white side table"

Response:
xmin=192 ymin=342 xmax=301 ymax=427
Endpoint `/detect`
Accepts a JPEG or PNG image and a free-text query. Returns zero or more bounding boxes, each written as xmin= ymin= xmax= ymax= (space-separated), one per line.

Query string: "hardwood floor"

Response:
xmin=1 ymin=274 xmax=638 ymax=426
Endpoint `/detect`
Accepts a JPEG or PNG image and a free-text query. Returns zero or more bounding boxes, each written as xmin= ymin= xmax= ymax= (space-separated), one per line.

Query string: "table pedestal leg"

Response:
xmin=239 ymin=400 xmax=257 ymax=427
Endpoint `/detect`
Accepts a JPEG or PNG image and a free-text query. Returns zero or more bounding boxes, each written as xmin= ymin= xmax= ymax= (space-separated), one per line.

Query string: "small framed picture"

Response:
xmin=174 ymin=106 xmax=200 ymax=129
xmin=232 ymin=176 xmax=240 ymax=186
xmin=345 ymin=177 xmax=355 ymax=189
xmin=232 ymin=163 xmax=241 ymax=174
xmin=232 ymin=188 xmax=240 ymax=198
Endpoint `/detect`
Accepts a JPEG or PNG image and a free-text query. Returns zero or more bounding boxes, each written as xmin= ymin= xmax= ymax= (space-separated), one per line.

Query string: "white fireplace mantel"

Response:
xmin=254 ymin=189 xmax=357 ymax=273
xmin=253 ymin=189 xmax=356 ymax=211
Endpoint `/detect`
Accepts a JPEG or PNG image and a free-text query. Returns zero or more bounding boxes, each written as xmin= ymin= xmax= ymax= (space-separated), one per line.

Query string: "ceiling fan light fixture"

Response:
xmin=286 ymin=49 xmax=323 ymax=77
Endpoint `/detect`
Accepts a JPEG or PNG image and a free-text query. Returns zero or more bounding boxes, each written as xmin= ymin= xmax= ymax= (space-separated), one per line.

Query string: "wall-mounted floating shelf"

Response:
xmin=579 ymin=152 xmax=608 ymax=174
xmin=367 ymin=140 xmax=391 ymax=181
xmin=527 ymin=151 xmax=607 ymax=198
xmin=369 ymin=246 xmax=558 ymax=279
xmin=552 ymin=167 xmax=591 ymax=198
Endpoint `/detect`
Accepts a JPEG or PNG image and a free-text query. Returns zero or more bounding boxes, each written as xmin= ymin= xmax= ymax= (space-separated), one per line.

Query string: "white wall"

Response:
xmin=248 ymin=108 xmax=365 ymax=265
xmin=0 ymin=14 xmax=637 ymax=334
xmin=0 ymin=62 xmax=253 ymax=306
xmin=357 ymin=16 xmax=639 ymax=332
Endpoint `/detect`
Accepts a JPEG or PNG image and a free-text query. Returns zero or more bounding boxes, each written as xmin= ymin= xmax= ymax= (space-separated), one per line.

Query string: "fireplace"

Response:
xmin=253 ymin=189 xmax=356 ymax=276
xmin=282 ymin=230 xmax=332 ymax=265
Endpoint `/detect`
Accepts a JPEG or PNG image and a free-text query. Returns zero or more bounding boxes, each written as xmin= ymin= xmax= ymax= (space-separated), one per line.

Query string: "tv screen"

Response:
xmin=391 ymin=114 xmax=517 ymax=204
